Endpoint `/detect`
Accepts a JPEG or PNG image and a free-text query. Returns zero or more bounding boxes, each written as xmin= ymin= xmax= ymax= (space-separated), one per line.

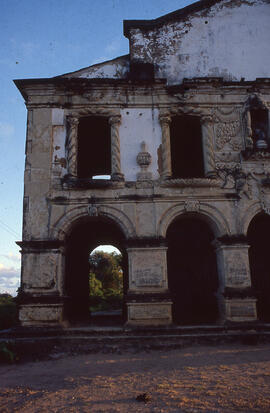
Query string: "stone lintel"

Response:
xmin=126 ymin=291 xmax=171 ymax=303
xmin=217 ymin=234 xmax=248 ymax=245
xmin=126 ymin=237 xmax=167 ymax=248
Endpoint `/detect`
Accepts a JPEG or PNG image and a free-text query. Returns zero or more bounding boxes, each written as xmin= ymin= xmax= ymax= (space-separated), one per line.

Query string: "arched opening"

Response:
xmin=64 ymin=217 xmax=127 ymax=325
xmin=247 ymin=213 xmax=270 ymax=321
xmin=89 ymin=245 xmax=123 ymax=325
xmin=166 ymin=215 xmax=219 ymax=324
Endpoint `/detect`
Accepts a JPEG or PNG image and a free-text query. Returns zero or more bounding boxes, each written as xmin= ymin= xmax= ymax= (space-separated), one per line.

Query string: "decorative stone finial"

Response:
xmin=136 ymin=141 xmax=152 ymax=181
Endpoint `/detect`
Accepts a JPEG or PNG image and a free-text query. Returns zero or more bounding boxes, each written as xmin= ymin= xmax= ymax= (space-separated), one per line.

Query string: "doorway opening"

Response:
xmin=167 ymin=216 xmax=219 ymax=324
xmin=89 ymin=245 xmax=123 ymax=325
xmin=64 ymin=217 xmax=127 ymax=325
xmin=247 ymin=213 xmax=270 ymax=321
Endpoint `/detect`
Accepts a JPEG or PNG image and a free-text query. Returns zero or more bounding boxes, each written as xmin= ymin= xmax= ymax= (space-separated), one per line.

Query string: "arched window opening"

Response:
xmin=77 ymin=116 xmax=111 ymax=179
xmin=247 ymin=213 xmax=270 ymax=321
xmin=64 ymin=218 xmax=127 ymax=325
xmin=89 ymin=245 xmax=123 ymax=325
xmin=170 ymin=115 xmax=204 ymax=178
xmin=167 ymin=216 xmax=219 ymax=324
xmin=250 ymin=108 xmax=269 ymax=150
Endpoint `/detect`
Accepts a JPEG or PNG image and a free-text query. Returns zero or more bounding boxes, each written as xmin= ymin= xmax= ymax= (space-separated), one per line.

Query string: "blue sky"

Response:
xmin=0 ymin=0 xmax=194 ymax=295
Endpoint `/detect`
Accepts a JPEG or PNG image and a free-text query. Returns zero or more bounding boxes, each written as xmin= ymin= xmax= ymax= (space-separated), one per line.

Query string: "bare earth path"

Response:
xmin=0 ymin=343 xmax=270 ymax=412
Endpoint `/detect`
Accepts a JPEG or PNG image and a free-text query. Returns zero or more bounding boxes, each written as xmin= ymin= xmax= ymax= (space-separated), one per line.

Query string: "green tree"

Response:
xmin=89 ymin=251 xmax=123 ymax=311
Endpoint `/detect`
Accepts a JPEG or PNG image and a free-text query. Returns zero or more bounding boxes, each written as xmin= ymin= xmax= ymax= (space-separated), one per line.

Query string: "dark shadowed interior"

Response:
xmin=170 ymin=115 xmax=204 ymax=178
xmin=77 ymin=116 xmax=111 ymax=178
xmin=248 ymin=213 xmax=270 ymax=321
xmin=167 ymin=216 xmax=219 ymax=324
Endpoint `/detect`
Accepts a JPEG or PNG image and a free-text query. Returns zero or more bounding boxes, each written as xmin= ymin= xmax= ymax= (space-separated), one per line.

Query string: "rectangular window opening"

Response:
xmin=250 ymin=109 xmax=269 ymax=149
xmin=77 ymin=116 xmax=111 ymax=179
xmin=170 ymin=115 xmax=204 ymax=179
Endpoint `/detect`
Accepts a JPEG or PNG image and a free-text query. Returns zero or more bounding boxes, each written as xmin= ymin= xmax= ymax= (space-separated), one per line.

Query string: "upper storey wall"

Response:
xmin=127 ymin=0 xmax=270 ymax=84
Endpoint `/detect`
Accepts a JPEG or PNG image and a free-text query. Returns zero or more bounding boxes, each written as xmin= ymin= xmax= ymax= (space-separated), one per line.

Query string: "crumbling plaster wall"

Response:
xmin=62 ymin=55 xmax=130 ymax=79
xmin=128 ymin=0 xmax=270 ymax=84
xmin=119 ymin=108 xmax=162 ymax=181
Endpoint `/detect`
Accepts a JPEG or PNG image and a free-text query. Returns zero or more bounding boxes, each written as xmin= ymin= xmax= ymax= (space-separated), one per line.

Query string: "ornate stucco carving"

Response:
xmin=87 ymin=204 xmax=100 ymax=216
xmin=184 ymin=200 xmax=200 ymax=212
xmin=212 ymin=107 xmax=242 ymax=152
xmin=136 ymin=141 xmax=152 ymax=181
xmin=160 ymin=177 xmax=221 ymax=188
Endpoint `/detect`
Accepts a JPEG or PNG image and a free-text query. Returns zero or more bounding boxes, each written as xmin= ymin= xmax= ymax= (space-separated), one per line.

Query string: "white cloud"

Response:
xmin=0 ymin=122 xmax=15 ymax=139
xmin=0 ymin=265 xmax=20 ymax=296
xmin=0 ymin=253 xmax=20 ymax=264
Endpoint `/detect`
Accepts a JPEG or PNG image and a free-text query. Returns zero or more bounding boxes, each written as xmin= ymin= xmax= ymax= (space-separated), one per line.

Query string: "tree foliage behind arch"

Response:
xmin=89 ymin=251 xmax=123 ymax=311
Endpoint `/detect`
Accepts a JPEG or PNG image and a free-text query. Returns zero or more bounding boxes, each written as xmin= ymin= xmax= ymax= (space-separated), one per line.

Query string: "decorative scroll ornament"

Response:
xmin=184 ymin=200 xmax=200 ymax=212
xmin=261 ymin=192 xmax=270 ymax=216
xmin=136 ymin=141 xmax=152 ymax=181
xmin=88 ymin=204 xmax=99 ymax=217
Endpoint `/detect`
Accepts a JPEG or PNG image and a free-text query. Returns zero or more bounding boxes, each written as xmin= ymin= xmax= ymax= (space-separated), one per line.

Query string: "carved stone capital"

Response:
xmin=109 ymin=115 xmax=121 ymax=126
xmin=201 ymin=115 xmax=213 ymax=125
xmin=67 ymin=116 xmax=79 ymax=126
xmin=159 ymin=114 xmax=171 ymax=125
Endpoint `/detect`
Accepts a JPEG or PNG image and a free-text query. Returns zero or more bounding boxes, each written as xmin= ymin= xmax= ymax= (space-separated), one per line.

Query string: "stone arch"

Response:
xmin=158 ymin=201 xmax=230 ymax=239
xmin=51 ymin=204 xmax=136 ymax=241
xmin=240 ymin=201 xmax=265 ymax=236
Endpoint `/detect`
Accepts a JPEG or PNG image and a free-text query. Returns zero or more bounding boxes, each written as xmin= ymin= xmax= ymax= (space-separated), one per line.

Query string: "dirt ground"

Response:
xmin=0 ymin=343 xmax=270 ymax=413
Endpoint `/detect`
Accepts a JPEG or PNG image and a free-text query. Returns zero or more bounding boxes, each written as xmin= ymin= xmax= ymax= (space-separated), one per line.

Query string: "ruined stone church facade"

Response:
xmin=15 ymin=0 xmax=270 ymax=326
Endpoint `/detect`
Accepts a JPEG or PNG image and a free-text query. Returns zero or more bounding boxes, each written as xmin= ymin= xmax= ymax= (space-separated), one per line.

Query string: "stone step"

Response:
xmin=1 ymin=323 xmax=270 ymax=363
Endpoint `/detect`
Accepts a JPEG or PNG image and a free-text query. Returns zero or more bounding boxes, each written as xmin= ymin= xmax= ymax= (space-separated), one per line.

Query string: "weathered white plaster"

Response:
xmin=119 ymin=108 xmax=162 ymax=181
xmin=52 ymin=108 xmax=64 ymax=126
xmin=129 ymin=0 xmax=270 ymax=84
xmin=63 ymin=55 xmax=129 ymax=79
xmin=52 ymin=126 xmax=67 ymax=177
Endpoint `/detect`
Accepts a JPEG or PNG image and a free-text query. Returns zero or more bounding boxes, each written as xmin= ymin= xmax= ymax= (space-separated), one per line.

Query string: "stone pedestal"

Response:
xmin=126 ymin=246 xmax=172 ymax=325
xmin=17 ymin=241 xmax=64 ymax=326
xmin=215 ymin=238 xmax=257 ymax=322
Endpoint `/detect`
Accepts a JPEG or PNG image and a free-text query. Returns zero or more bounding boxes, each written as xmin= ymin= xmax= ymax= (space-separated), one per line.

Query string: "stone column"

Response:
xmin=67 ymin=116 xmax=79 ymax=177
xmin=126 ymin=242 xmax=172 ymax=326
xmin=214 ymin=236 xmax=257 ymax=323
xmin=201 ymin=115 xmax=216 ymax=178
xmin=17 ymin=241 xmax=64 ymax=326
xmin=109 ymin=115 xmax=124 ymax=181
xmin=159 ymin=114 xmax=172 ymax=179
